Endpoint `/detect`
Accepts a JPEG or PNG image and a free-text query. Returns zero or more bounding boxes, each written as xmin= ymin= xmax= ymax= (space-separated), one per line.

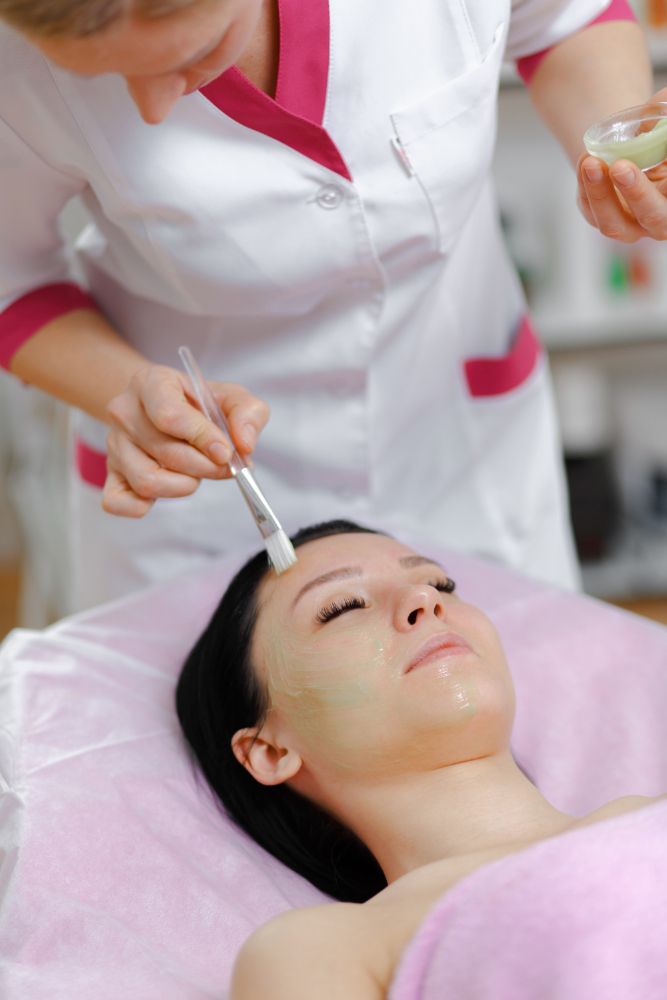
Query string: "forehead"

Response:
xmin=258 ymin=532 xmax=421 ymax=613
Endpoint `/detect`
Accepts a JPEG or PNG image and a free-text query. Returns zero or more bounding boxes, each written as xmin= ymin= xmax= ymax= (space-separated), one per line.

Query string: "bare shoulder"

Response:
xmin=230 ymin=903 xmax=386 ymax=1000
xmin=576 ymin=793 xmax=666 ymax=829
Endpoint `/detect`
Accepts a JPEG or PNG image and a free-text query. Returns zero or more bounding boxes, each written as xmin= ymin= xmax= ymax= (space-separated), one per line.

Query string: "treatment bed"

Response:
xmin=1 ymin=538 xmax=666 ymax=998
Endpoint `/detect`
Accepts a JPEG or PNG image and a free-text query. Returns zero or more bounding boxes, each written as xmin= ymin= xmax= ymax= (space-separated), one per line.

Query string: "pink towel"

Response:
xmin=390 ymin=799 xmax=667 ymax=1000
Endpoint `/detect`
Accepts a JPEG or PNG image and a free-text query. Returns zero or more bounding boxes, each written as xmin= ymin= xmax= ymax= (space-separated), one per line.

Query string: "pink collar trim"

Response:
xmin=200 ymin=0 xmax=351 ymax=180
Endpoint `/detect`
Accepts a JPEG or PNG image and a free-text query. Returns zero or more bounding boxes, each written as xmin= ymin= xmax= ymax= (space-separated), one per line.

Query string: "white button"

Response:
xmin=315 ymin=185 xmax=344 ymax=210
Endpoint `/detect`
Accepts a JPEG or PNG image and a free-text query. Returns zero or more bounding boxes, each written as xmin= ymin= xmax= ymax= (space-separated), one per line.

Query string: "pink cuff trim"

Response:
xmin=0 ymin=282 xmax=100 ymax=370
xmin=463 ymin=316 xmax=542 ymax=398
xmin=517 ymin=0 xmax=637 ymax=85
xmin=75 ymin=438 xmax=107 ymax=489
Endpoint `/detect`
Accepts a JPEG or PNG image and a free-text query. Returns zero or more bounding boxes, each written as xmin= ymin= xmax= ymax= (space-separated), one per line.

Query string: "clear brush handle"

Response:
xmin=177 ymin=345 xmax=296 ymax=574
xmin=178 ymin=345 xmax=246 ymax=477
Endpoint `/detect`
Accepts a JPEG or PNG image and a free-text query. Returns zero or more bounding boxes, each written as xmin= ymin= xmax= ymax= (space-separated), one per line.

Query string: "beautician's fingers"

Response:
xmin=607 ymin=159 xmax=667 ymax=240
xmin=133 ymin=366 xmax=269 ymax=460
xmin=112 ymin=365 xmax=234 ymax=466
xmin=576 ymin=153 xmax=601 ymax=228
xmin=578 ymin=153 xmax=667 ymax=241
xmin=577 ymin=155 xmax=645 ymax=243
xmin=102 ymin=462 xmax=155 ymax=518
xmin=208 ymin=381 xmax=271 ymax=456
xmin=103 ymin=434 xmax=201 ymax=516
xmin=107 ymin=401 xmax=231 ymax=481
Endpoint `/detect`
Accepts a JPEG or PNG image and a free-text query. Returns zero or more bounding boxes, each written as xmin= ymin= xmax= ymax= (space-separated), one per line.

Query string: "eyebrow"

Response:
xmin=291 ymin=555 xmax=443 ymax=609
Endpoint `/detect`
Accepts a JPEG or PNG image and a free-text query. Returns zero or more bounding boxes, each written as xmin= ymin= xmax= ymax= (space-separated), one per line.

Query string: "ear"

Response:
xmin=231 ymin=725 xmax=303 ymax=786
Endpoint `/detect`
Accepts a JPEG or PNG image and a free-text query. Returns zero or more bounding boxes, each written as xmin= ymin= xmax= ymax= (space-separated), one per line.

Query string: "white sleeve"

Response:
xmin=0 ymin=24 xmax=90 ymax=316
xmin=0 ymin=112 xmax=86 ymax=312
xmin=506 ymin=0 xmax=611 ymax=61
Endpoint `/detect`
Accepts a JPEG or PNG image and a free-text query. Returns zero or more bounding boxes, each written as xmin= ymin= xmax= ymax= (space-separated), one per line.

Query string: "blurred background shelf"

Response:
xmin=582 ymin=522 xmax=667 ymax=599
xmin=648 ymin=27 xmax=667 ymax=66
xmin=536 ymin=310 xmax=667 ymax=351
xmin=495 ymin=11 xmax=667 ymax=603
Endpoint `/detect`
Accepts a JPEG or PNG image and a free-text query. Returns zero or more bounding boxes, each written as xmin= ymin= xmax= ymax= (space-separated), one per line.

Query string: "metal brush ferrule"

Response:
xmin=233 ymin=467 xmax=281 ymax=539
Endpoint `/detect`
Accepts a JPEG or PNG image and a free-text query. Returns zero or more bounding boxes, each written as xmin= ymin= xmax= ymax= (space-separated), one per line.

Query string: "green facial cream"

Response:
xmin=584 ymin=105 xmax=667 ymax=172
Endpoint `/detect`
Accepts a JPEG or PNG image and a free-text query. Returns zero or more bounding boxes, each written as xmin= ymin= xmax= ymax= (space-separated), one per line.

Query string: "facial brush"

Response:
xmin=178 ymin=346 xmax=297 ymax=575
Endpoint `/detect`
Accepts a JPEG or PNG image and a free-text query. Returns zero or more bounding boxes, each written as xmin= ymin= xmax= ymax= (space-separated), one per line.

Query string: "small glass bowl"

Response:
xmin=583 ymin=102 xmax=667 ymax=171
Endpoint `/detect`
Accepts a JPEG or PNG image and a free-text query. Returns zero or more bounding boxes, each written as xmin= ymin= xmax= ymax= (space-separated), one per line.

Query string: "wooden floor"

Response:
xmin=0 ymin=563 xmax=19 ymax=641
xmin=2 ymin=563 xmax=667 ymax=641
xmin=610 ymin=596 xmax=667 ymax=626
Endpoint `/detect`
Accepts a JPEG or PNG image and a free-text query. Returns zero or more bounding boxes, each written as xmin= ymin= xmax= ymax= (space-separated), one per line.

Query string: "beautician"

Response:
xmin=0 ymin=0 xmax=663 ymax=608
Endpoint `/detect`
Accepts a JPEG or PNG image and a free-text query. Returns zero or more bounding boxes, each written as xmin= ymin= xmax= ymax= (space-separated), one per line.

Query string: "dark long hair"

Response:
xmin=175 ymin=520 xmax=388 ymax=903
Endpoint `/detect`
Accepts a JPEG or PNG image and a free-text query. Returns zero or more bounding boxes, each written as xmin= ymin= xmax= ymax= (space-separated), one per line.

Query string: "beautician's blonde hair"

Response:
xmin=0 ymin=0 xmax=201 ymax=38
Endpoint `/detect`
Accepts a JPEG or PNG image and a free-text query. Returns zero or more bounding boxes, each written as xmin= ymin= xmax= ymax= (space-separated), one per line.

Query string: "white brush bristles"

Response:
xmin=266 ymin=529 xmax=298 ymax=575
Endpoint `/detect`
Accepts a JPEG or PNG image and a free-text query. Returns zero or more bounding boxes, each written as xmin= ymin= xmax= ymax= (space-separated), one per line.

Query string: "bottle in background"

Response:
xmin=647 ymin=0 xmax=667 ymax=28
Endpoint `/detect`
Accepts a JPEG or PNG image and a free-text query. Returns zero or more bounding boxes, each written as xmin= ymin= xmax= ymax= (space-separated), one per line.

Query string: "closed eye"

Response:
xmin=315 ymin=579 xmax=455 ymax=624
xmin=316 ymin=596 xmax=366 ymax=624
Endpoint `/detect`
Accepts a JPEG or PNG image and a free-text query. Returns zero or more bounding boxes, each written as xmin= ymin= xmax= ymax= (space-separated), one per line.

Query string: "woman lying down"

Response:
xmin=176 ymin=520 xmax=665 ymax=999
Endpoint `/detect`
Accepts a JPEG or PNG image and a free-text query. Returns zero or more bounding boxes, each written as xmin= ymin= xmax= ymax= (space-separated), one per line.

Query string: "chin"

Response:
xmin=402 ymin=683 xmax=515 ymax=743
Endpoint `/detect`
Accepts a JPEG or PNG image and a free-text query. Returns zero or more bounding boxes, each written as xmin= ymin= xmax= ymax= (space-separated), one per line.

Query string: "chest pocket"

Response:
xmin=390 ymin=22 xmax=506 ymax=254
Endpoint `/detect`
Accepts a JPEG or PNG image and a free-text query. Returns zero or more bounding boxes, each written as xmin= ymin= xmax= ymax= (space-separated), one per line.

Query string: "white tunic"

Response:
xmin=0 ymin=0 xmax=611 ymax=607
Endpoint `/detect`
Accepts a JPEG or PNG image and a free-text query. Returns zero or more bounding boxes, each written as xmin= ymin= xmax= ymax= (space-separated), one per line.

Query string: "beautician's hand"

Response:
xmin=103 ymin=364 xmax=270 ymax=517
xmin=577 ymin=88 xmax=667 ymax=243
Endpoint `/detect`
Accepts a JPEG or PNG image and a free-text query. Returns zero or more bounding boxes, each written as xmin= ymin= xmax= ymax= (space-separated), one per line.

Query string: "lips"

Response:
xmin=404 ymin=633 xmax=472 ymax=674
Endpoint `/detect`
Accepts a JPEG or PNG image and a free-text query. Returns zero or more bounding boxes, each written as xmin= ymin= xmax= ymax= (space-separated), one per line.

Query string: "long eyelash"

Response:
xmin=316 ymin=597 xmax=366 ymax=624
xmin=431 ymin=577 xmax=456 ymax=594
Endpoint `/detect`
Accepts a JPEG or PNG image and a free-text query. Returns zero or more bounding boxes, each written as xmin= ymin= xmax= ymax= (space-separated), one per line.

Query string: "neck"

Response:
xmin=330 ymin=751 xmax=573 ymax=882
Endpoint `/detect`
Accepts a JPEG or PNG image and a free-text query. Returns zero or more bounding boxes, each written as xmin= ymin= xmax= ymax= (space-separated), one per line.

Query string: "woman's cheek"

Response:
xmin=455 ymin=602 xmax=503 ymax=655
xmin=263 ymin=626 xmax=390 ymax=723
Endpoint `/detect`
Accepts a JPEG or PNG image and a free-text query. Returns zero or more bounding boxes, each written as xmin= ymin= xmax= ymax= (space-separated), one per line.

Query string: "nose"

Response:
xmin=126 ymin=74 xmax=187 ymax=124
xmin=393 ymin=585 xmax=445 ymax=633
